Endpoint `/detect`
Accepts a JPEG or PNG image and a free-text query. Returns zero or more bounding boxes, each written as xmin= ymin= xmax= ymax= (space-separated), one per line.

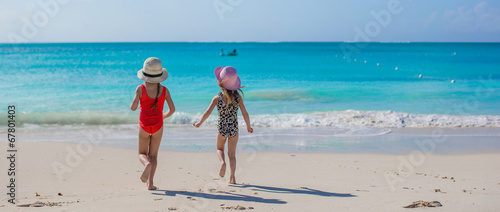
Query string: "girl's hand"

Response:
xmin=247 ymin=126 xmax=254 ymax=133
xmin=193 ymin=122 xmax=202 ymax=128
xmin=163 ymin=113 xmax=169 ymax=119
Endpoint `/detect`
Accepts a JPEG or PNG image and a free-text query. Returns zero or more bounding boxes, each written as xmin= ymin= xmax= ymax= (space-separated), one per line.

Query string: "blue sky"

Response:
xmin=1 ymin=0 xmax=499 ymax=43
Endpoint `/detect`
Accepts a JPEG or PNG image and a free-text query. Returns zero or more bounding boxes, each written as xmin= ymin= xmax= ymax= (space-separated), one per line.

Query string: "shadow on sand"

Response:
xmin=152 ymin=189 xmax=286 ymax=204
xmin=151 ymin=184 xmax=356 ymax=204
xmin=231 ymin=184 xmax=357 ymax=197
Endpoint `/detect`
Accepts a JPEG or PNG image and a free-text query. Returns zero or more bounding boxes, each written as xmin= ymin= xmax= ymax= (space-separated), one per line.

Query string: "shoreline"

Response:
xmin=5 ymin=126 xmax=500 ymax=154
xmin=7 ymin=109 xmax=500 ymax=128
xmin=1 ymin=141 xmax=499 ymax=211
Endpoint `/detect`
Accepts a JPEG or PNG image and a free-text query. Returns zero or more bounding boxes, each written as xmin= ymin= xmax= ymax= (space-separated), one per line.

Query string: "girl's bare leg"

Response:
xmin=147 ymin=126 xmax=163 ymax=190
xmin=138 ymin=127 xmax=152 ymax=183
xmin=227 ymin=134 xmax=239 ymax=184
xmin=216 ymin=132 xmax=227 ymax=177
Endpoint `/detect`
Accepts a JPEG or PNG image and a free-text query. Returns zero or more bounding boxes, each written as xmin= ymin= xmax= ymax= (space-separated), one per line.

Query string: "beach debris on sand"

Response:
xmin=168 ymin=207 xmax=178 ymax=210
xmin=58 ymin=192 xmax=63 ymax=196
xmin=35 ymin=192 xmax=40 ymax=196
xmin=404 ymin=200 xmax=442 ymax=208
xmin=222 ymin=205 xmax=254 ymax=210
xmin=17 ymin=201 xmax=63 ymax=207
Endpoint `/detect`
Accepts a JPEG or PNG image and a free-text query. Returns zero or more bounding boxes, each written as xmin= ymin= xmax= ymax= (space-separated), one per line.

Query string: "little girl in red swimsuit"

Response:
xmin=130 ymin=57 xmax=175 ymax=190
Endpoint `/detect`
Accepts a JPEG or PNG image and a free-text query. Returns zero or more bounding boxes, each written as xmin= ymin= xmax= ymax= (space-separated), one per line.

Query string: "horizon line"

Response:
xmin=1 ymin=41 xmax=500 ymax=45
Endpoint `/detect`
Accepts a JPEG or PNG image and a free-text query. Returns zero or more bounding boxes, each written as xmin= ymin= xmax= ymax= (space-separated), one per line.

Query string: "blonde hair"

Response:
xmin=218 ymin=81 xmax=244 ymax=107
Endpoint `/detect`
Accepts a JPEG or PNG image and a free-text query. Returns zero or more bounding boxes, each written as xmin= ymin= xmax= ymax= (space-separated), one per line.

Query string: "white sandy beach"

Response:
xmin=2 ymin=1 xmax=500 ymax=211
xmin=1 ymin=139 xmax=499 ymax=211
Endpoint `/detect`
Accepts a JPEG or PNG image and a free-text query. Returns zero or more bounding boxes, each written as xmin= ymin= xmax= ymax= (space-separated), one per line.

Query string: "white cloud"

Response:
xmin=443 ymin=1 xmax=500 ymax=32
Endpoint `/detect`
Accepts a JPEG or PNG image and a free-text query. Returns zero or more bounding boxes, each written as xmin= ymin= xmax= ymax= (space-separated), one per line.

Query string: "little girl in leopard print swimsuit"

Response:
xmin=193 ymin=66 xmax=253 ymax=184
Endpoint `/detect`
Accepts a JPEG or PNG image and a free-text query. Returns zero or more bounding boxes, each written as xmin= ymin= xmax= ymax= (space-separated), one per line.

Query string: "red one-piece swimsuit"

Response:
xmin=139 ymin=84 xmax=166 ymax=134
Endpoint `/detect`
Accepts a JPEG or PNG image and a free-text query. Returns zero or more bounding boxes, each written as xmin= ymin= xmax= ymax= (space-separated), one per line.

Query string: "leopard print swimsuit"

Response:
xmin=217 ymin=92 xmax=240 ymax=138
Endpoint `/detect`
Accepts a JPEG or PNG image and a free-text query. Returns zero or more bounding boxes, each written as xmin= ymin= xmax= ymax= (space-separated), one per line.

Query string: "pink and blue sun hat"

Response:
xmin=214 ymin=66 xmax=241 ymax=91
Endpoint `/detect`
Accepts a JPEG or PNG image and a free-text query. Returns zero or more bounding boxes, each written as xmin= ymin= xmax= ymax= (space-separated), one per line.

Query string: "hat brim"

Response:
xmin=214 ymin=66 xmax=224 ymax=82
xmin=137 ymin=68 xmax=168 ymax=83
xmin=224 ymin=77 xmax=241 ymax=91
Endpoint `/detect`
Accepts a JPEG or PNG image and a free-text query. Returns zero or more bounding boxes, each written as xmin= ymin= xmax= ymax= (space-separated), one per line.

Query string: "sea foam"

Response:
xmin=4 ymin=110 xmax=499 ymax=128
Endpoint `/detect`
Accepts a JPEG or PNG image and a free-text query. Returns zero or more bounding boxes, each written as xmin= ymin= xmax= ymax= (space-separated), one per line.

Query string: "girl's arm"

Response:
xmin=239 ymin=99 xmax=253 ymax=133
xmin=163 ymin=87 xmax=175 ymax=119
xmin=130 ymin=85 xmax=141 ymax=111
xmin=193 ymin=95 xmax=218 ymax=127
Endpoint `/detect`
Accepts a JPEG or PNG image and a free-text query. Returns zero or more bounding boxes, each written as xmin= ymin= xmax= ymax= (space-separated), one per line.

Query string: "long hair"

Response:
xmin=150 ymin=83 xmax=161 ymax=112
xmin=218 ymin=80 xmax=244 ymax=107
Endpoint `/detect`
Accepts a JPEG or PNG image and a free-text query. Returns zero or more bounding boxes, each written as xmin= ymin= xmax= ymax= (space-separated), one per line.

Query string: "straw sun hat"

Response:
xmin=137 ymin=57 xmax=168 ymax=83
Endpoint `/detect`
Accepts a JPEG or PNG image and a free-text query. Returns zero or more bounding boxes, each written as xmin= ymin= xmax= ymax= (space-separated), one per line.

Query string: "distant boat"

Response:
xmin=221 ymin=49 xmax=238 ymax=56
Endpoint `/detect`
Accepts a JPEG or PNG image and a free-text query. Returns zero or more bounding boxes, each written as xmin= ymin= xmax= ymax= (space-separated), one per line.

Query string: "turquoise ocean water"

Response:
xmin=1 ymin=42 xmax=499 ymax=152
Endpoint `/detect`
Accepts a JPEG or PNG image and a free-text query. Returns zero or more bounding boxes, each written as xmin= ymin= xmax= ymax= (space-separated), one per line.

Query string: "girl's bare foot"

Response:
xmin=140 ymin=163 xmax=152 ymax=183
xmin=228 ymin=176 xmax=236 ymax=184
xmin=219 ymin=163 xmax=227 ymax=177
xmin=147 ymin=184 xmax=158 ymax=190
